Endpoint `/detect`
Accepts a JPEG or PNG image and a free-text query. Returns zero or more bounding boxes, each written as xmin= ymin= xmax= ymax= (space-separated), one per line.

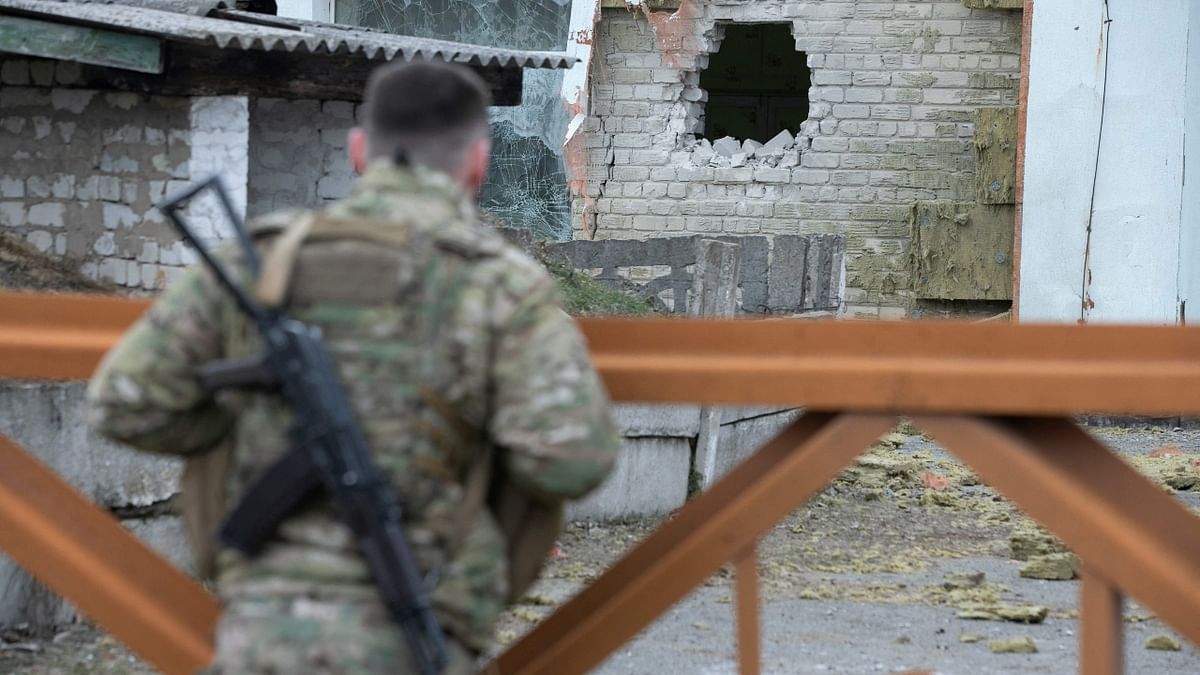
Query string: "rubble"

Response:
xmin=693 ymin=131 xmax=803 ymax=169
xmin=988 ymin=637 xmax=1037 ymax=654
xmin=1009 ymin=527 xmax=1068 ymax=561
xmin=712 ymin=136 xmax=740 ymax=158
xmin=1144 ymin=635 xmax=1182 ymax=651
xmin=956 ymin=603 xmax=1048 ymax=624
xmin=1018 ymin=553 xmax=1078 ymax=581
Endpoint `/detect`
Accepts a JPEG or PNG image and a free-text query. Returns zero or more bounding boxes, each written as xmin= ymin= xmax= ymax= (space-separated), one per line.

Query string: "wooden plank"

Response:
xmin=913 ymin=416 xmax=1200 ymax=648
xmin=1080 ymin=568 xmax=1124 ymax=675
xmin=0 ymin=292 xmax=149 ymax=381
xmin=975 ymin=107 xmax=1017 ymax=204
xmin=490 ymin=413 xmax=897 ymax=675
xmin=911 ymin=201 xmax=1014 ymax=300
xmin=15 ymin=292 xmax=1200 ymax=415
xmin=0 ymin=14 xmax=163 ymax=74
xmin=0 ymin=434 xmax=217 ymax=674
xmin=735 ymin=545 xmax=761 ymax=675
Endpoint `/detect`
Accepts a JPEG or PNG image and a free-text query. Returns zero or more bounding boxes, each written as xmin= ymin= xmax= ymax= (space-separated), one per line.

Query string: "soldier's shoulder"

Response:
xmin=454 ymin=222 xmax=555 ymax=294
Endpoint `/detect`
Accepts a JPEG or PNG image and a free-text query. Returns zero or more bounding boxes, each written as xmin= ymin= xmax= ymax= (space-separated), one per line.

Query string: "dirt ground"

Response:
xmin=2 ymin=424 xmax=1198 ymax=674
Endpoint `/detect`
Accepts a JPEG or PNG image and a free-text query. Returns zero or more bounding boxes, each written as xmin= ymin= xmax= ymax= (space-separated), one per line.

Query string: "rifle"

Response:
xmin=157 ymin=176 xmax=448 ymax=675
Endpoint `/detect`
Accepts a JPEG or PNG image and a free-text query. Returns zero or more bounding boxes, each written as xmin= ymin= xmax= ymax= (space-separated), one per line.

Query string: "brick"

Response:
xmin=27 ymin=202 xmax=64 ymax=227
xmin=801 ymin=154 xmax=840 ymax=169
xmin=714 ymin=168 xmax=753 ymax=184
xmin=0 ymin=60 xmax=29 ymax=86
xmin=845 ymin=88 xmax=885 ymax=103
xmin=792 ymin=169 xmax=830 ymax=185
xmin=753 ymin=168 xmax=792 ymax=184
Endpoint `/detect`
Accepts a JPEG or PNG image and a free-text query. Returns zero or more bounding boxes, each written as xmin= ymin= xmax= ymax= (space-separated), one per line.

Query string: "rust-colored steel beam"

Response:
xmin=0 ymin=433 xmax=218 ymax=674
xmin=489 ymin=413 xmax=897 ymax=675
xmin=913 ymin=416 xmax=1200 ymax=648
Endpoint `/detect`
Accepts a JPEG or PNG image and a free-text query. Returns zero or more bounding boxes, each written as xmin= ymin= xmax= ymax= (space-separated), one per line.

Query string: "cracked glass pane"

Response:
xmin=335 ymin=0 xmax=574 ymax=239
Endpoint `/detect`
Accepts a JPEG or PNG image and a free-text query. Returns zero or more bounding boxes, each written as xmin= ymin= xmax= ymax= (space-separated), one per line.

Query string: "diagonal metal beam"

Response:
xmin=0 ymin=434 xmax=217 ymax=674
xmin=488 ymin=413 xmax=897 ymax=675
xmin=913 ymin=416 xmax=1200 ymax=648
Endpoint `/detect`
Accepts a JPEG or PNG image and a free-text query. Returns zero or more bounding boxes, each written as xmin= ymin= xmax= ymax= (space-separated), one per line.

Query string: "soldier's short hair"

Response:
xmin=361 ymin=60 xmax=492 ymax=173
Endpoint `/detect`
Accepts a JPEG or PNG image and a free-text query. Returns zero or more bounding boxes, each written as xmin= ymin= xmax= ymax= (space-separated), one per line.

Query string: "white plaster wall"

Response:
xmin=1180 ymin=1 xmax=1200 ymax=321
xmin=1020 ymin=0 xmax=1190 ymax=324
xmin=186 ymin=96 xmax=249 ymax=242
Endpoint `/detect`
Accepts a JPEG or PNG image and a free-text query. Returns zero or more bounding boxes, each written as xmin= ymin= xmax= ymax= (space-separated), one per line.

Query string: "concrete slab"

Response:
xmin=711 ymin=408 xmax=802 ymax=481
xmin=568 ymin=437 xmax=691 ymax=521
xmin=0 ymin=382 xmax=181 ymax=508
xmin=612 ymin=404 xmax=701 ymax=438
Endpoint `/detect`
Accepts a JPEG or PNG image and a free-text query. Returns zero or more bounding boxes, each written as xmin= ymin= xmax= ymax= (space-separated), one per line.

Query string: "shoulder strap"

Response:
xmin=255 ymin=213 xmax=315 ymax=307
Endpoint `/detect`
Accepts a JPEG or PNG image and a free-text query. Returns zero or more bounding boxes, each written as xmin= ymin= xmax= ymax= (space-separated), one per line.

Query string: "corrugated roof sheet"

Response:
xmin=0 ymin=0 xmax=576 ymax=70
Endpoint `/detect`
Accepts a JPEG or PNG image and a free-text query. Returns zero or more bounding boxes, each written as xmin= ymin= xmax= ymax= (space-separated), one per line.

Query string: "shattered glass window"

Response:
xmin=336 ymin=0 xmax=574 ymax=240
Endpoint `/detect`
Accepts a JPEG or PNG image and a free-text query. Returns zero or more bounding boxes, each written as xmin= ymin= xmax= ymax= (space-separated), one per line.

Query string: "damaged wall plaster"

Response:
xmin=0 ymin=57 xmax=251 ymax=291
xmin=575 ymin=0 xmax=1022 ymax=317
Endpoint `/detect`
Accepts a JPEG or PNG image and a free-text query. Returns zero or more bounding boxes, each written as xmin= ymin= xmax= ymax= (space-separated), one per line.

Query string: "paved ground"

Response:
xmin=2 ymin=424 xmax=1198 ymax=674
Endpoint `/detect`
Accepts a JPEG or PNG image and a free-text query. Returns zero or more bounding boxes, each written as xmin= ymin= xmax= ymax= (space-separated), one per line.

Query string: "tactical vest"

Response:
xmin=180 ymin=211 xmax=562 ymax=604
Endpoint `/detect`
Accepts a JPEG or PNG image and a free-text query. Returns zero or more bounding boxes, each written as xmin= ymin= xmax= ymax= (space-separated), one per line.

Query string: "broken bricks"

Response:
xmin=956 ymin=603 xmax=1049 ymax=624
xmin=988 ymin=636 xmax=1038 ymax=654
xmin=1018 ymin=552 xmax=1079 ymax=581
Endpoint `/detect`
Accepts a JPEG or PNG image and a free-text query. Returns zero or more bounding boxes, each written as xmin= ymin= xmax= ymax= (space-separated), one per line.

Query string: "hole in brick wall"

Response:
xmin=698 ymin=23 xmax=810 ymax=145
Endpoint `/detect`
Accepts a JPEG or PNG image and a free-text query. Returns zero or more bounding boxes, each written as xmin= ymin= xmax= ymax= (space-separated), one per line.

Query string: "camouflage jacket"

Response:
xmin=86 ymin=162 xmax=620 ymax=651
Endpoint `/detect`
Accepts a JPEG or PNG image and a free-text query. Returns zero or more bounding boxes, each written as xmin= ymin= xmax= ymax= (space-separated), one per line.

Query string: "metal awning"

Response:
xmin=0 ymin=0 xmax=576 ymax=104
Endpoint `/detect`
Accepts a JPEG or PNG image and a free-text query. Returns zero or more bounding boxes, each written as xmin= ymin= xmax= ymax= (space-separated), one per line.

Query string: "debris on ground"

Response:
xmin=956 ymin=603 xmax=1048 ymax=624
xmin=1009 ymin=527 xmax=1068 ymax=561
xmin=988 ymin=636 xmax=1038 ymax=654
xmin=1144 ymin=635 xmax=1183 ymax=651
xmin=1126 ymin=451 xmax=1200 ymax=491
xmin=1018 ymin=553 xmax=1079 ymax=581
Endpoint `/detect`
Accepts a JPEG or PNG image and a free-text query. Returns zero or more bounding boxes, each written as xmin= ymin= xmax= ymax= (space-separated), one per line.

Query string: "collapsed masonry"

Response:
xmin=574 ymin=0 xmax=1023 ymax=317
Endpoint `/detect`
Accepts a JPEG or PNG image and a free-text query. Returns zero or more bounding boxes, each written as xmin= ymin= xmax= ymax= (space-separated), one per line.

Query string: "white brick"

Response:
xmin=24 ymin=230 xmax=52 ymax=252
xmin=138 ymin=241 xmax=160 ymax=263
xmin=49 ymin=89 xmax=95 ymax=114
xmin=102 ymin=204 xmax=138 ymax=229
xmin=0 ymin=177 xmax=24 ymax=198
xmin=0 ymin=202 xmax=24 ymax=227
xmin=27 ymin=203 xmax=64 ymax=227
xmin=97 ymin=258 xmax=125 ymax=285
xmin=92 ymin=232 xmax=118 ymax=257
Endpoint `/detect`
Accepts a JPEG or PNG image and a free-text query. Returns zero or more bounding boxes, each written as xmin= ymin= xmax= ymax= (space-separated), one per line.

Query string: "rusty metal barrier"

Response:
xmin=1 ymin=290 xmax=1199 ymax=675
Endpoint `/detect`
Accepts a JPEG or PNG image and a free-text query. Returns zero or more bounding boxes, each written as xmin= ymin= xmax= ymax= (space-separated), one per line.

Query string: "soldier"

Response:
xmin=86 ymin=61 xmax=620 ymax=674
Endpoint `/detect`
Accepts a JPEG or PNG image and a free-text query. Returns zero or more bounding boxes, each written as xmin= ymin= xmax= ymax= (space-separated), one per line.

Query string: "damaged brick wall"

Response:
xmin=0 ymin=57 xmax=250 ymax=291
xmin=576 ymin=0 xmax=1021 ymax=317
xmin=247 ymin=98 xmax=359 ymax=217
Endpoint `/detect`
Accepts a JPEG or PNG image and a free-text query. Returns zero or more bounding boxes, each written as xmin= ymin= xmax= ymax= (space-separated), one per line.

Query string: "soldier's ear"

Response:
xmin=348 ymin=128 xmax=368 ymax=175
xmin=463 ymin=137 xmax=490 ymax=195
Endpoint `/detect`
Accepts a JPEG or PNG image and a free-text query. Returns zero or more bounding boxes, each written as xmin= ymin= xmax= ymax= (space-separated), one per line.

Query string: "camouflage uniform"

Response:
xmin=86 ymin=161 xmax=621 ymax=674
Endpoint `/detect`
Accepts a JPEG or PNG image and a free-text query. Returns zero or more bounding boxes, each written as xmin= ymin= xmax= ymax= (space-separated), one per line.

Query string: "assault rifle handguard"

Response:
xmin=157 ymin=177 xmax=448 ymax=675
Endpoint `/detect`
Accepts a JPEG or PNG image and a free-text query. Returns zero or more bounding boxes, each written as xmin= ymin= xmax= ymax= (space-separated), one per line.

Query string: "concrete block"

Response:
xmin=709 ymin=409 xmax=803 ymax=481
xmin=0 ymin=382 xmax=182 ymax=508
xmin=567 ymin=437 xmax=690 ymax=521
xmin=712 ymin=136 xmax=740 ymax=158
xmin=611 ymin=404 xmax=701 ymax=437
